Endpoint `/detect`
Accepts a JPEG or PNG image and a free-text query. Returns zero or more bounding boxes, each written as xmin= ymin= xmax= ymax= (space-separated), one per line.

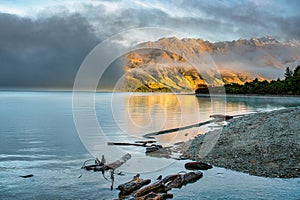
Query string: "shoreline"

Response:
xmin=184 ymin=107 xmax=300 ymax=178
xmin=196 ymin=93 xmax=300 ymax=98
xmin=1 ymin=88 xmax=300 ymax=97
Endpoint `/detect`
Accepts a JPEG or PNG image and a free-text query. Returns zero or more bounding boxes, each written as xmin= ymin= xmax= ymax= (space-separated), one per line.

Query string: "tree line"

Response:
xmin=224 ymin=66 xmax=300 ymax=95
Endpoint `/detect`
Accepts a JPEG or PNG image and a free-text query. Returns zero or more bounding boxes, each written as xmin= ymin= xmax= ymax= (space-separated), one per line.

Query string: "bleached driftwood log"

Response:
xmin=133 ymin=171 xmax=202 ymax=197
xmin=118 ymin=174 xmax=151 ymax=198
xmin=117 ymin=171 xmax=203 ymax=199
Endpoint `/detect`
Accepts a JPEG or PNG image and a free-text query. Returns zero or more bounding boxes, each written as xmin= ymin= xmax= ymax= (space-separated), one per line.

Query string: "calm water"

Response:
xmin=0 ymin=92 xmax=300 ymax=199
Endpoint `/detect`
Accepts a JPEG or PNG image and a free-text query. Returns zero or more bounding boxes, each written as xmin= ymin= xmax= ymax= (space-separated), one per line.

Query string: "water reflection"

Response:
xmin=111 ymin=93 xmax=214 ymax=144
xmin=127 ymin=94 xmax=180 ymax=129
xmin=110 ymin=93 xmax=300 ymax=145
xmin=2 ymin=92 xmax=300 ymax=199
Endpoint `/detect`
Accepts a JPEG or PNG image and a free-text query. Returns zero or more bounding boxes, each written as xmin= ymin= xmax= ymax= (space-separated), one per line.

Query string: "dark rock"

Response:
xmin=185 ymin=162 xmax=213 ymax=170
xmin=20 ymin=174 xmax=33 ymax=178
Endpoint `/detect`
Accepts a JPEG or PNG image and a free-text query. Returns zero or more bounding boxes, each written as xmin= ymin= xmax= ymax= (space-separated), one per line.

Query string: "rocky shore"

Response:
xmin=184 ymin=107 xmax=300 ymax=178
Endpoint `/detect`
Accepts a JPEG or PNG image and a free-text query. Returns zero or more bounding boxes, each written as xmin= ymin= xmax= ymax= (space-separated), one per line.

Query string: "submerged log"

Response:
xmin=108 ymin=143 xmax=164 ymax=154
xmin=108 ymin=142 xmax=148 ymax=147
xmin=108 ymin=142 xmax=163 ymax=149
xmin=143 ymin=120 xmax=213 ymax=138
xmin=118 ymin=174 xmax=151 ymax=198
xmin=185 ymin=162 xmax=213 ymax=170
xmin=143 ymin=114 xmax=239 ymax=139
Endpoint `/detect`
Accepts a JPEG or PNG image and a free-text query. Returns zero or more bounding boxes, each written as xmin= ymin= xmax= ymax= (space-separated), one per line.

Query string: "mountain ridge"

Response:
xmin=120 ymin=36 xmax=300 ymax=92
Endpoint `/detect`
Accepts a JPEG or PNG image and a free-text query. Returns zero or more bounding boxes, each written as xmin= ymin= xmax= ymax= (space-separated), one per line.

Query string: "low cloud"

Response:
xmin=1 ymin=0 xmax=300 ymax=89
xmin=0 ymin=12 xmax=99 ymax=89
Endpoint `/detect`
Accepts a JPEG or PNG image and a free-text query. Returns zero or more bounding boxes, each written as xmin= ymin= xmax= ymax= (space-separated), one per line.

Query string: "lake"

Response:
xmin=0 ymin=91 xmax=300 ymax=199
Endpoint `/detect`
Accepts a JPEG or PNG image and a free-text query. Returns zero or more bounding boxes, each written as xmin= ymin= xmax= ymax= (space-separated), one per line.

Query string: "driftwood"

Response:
xmin=145 ymin=146 xmax=163 ymax=153
xmin=135 ymin=141 xmax=156 ymax=144
xmin=133 ymin=179 xmax=168 ymax=197
xmin=107 ymin=142 xmax=164 ymax=154
xmin=82 ymin=153 xmax=131 ymax=172
xmin=108 ymin=142 xmax=149 ymax=147
xmin=133 ymin=171 xmax=203 ymax=198
xmin=143 ymin=114 xmax=237 ymax=138
xmin=82 ymin=154 xmax=131 ymax=190
xmin=105 ymin=153 xmax=131 ymax=170
xmin=108 ymin=142 xmax=162 ymax=149
xmin=185 ymin=162 xmax=213 ymax=170
xmin=118 ymin=174 xmax=151 ymax=199
xmin=117 ymin=172 xmax=203 ymax=199
xmin=161 ymin=171 xmax=203 ymax=189
xmin=143 ymin=120 xmax=213 ymax=138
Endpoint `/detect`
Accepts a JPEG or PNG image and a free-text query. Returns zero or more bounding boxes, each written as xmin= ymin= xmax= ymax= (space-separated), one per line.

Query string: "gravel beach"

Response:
xmin=185 ymin=107 xmax=300 ymax=178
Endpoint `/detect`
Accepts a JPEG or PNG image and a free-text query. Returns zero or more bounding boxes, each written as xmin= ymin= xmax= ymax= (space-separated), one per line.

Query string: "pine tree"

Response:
xmin=293 ymin=66 xmax=300 ymax=94
xmin=284 ymin=67 xmax=293 ymax=79
xmin=294 ymin=66 xmax=300 ymax=82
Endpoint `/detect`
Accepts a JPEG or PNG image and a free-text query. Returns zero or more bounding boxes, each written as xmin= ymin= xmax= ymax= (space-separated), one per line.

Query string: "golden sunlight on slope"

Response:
xmin=122 ymin=49 xmax=264 ymax=92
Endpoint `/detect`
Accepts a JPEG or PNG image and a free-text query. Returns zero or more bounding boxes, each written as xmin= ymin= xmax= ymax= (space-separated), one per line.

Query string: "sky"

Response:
xmin=1 ymin=0 xmax=300 ymax=89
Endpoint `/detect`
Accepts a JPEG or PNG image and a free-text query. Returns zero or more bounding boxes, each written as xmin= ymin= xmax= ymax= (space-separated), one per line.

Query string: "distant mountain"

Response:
xmin=120 ymin=36 xmax=300 ymax=92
